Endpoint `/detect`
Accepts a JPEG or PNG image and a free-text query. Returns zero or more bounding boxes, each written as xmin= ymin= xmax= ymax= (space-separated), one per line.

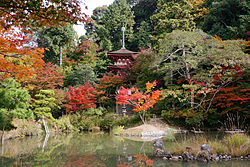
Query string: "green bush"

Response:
xmin=185 ymin=114 xmax=204 ymax=129
xmin=57 ymin=115 xmax=78 ymax=132
xmin=0 ymin=109 xmax=15 ymax=131
xmin=100 ymin=113 xmax=140 ymax=131
xmin=161 ymin=110 xmax=186 ymax=127
xmin=70 ymin=107 xmax=105 ymax=131
xmin=100 ymin=113 xmax=120 ymax=131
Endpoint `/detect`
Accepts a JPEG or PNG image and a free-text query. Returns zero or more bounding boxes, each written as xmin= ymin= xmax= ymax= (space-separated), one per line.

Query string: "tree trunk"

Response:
xmin=139 ymin=112 xmax=145 ymax=124
xmin=170 ymin=57 xmax=175 ymax=110
xmin=59 ymin=46 xmax=62 ymax=67
xmin=42 ymin=115 xmax=49 ymax=135
xmin=1 ymin=129 xmax=4 ymax=146
xmin=182 ymin=43 xmax=194 ymax=109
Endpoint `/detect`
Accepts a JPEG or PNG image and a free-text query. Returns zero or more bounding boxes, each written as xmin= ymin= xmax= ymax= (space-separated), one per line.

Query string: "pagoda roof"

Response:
xmin=108 ymin=48 xmax=138 ymax=55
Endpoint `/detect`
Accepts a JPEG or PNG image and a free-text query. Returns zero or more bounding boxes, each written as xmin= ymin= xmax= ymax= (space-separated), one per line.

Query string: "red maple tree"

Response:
xmin=116 ymin=81 xmax=162 ymax=124
xmin=24 ymin=62 xmax=65 ymax=97
xmin=65 ymin=83 xmax=97 ymax=114
xmin=96 ymin=72 xmax=124 ymax=105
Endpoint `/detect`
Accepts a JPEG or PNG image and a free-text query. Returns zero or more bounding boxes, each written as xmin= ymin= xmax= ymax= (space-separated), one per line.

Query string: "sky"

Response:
xmin=73 ymin=0 xmax=115 ymax=37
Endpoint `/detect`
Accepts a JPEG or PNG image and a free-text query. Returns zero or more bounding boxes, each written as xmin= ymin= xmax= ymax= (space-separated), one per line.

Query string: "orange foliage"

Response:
xmin=133 ymin=154 xmax=153 ymax=167
xmin=0 ymin=20 xmax=44 ymax=81
xmin=188 ymin=0 xmax=209 ymax=19
xmin=117 ymin=81 xmax=161 ymax=113
xmin=116 ymin=154 xmax=153 ymax=167
xmin=116 ymin=81 xmax=161 ymax=123
xmin=24 ymin=62 xmax=65 ymax=97
xmin=96 ymin=72 xmax=124 ymax=104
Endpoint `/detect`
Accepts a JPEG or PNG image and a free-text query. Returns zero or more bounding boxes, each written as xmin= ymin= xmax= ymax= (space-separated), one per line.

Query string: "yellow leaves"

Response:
xmin=242 ymin=40 xmax=250 ymax=53
xmin=188 ymin=0 xmax=209 ymax=19
xmin=145 ymin=80 xmax=157 ymax=93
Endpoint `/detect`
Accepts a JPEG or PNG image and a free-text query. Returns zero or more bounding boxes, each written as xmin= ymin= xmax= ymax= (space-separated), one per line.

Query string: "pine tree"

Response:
xmin=151 ymin=0 xmax=196 ymax=38
xmin=84 ymin=0 xmax=135 ymax=51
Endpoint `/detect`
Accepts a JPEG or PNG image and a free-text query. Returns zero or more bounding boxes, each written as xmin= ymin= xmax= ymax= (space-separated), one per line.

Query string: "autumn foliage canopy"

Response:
xmin=0 ymin=21 xmax=44 ymax=81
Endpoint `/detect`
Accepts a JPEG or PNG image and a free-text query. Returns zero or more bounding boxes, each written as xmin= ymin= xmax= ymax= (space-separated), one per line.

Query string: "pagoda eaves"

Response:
xmin=108 ymin=48 xmax=139 ymax=75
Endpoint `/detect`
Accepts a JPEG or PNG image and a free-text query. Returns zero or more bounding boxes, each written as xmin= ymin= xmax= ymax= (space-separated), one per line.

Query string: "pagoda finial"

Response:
xmin=122 ymin=24 xmax=125 ymax=49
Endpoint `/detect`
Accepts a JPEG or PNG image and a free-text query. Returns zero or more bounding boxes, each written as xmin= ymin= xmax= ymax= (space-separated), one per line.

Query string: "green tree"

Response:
xmin=156 ymin=31 xmax=249 ymax=128
xmin=202 ymin=0 xmax=249 ymax=40
xmin=155 ymin=30 xmax=208 ymax=109
xmin=33 ymin=90 xmax=57 ymax=119
xmin=128 ymin=0 xmax=157 ymax=26
xmin=32 ymin=90 xmax=58 ymax=134
xmin=104 ymin=0 xmax=135 ymax=50
xmin=84 ymin=0 xmax=135 ymax=51
xmin=133 ymin=21 xmax=152 ymax=49
xmin=64 ymin=64 xmax=97 ymax=87
xmin=0 ymin=78 xmax=32 ymax=141
xmin=151 ymin=0 xmax=196 ymax=38
xmin=0 ymin=78 xmax=32 ymax=119
xmin=126 ymin=0 xmax=157 ymax=49
xmin=36 ymin=23 xmax=77 ymax=65
xmin=131 ymin=48 xmax=160 ymax=89
xmin=84 ymin=6 xmax=112 ymax=51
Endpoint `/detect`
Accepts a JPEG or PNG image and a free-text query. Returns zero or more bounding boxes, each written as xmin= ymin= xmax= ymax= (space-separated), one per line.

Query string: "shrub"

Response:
xmin=100 ymin=113 xmax=120 ymax=131
xmin=70 ymin=107 xmax=105 ymax=131
xmin=71 ymin=114 xmax=100 ymax=131
xmin=185 ymin=114 xmax=204 ymax=129
xmin=161 ymin=110 xmax=186 ymax=127
xmin=57 ymin=115 xmax=78 ymax=132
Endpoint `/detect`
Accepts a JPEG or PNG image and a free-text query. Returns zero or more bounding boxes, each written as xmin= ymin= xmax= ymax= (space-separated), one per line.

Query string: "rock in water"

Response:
xmin=196 ymin=151 xmax=210 ymax=162
xmin=182 ymin=152 xmax=191 ymax=161
xmin=201 ymin=144 xmax=211 ymax=154
xmin=153 ymin=138 xmax=172 ymax=158
xmin=197 ymin=144 xmax=211 ymax=162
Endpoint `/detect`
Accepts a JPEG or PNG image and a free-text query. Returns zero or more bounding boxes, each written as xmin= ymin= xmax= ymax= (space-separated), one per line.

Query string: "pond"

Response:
xmin=0 ymin=133 xmax=249 ymax=167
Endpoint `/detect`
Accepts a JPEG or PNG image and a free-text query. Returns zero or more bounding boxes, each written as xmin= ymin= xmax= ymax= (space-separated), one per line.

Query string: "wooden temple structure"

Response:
xmin=107 ymin=26 xmax=139 ymax=116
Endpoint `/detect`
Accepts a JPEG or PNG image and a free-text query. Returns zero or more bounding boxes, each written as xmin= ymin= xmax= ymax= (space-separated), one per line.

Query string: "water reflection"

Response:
xmin=0 ymin=133 xmax=249 ymax=167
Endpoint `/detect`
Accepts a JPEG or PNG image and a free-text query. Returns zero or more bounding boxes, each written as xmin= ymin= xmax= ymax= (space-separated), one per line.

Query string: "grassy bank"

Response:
xmin=168 ymin=133 xmax=249 ymax=157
